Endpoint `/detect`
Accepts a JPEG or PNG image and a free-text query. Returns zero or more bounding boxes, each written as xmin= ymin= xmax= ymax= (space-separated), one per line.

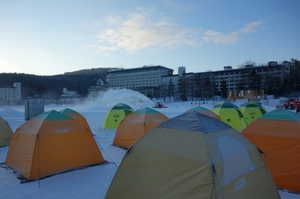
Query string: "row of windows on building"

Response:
xmin=107 ymin=63 xmax=290 ymax=93
xmin=0 ymin=82 xmax=21 ymax=105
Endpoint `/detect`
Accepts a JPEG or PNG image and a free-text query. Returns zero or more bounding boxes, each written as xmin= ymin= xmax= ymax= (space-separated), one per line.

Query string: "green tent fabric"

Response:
xmin=105 ymin=111 xmax=279 ymax=199
xmin=0 ymin=116 xmax=13 ymax=147
xmin=102 ymin=103 xmax=134 ymax=129
xmin=239 ymin=101 xmax=267 ymax=124
xmin=211 ymin=101 xmax=248 ymax=131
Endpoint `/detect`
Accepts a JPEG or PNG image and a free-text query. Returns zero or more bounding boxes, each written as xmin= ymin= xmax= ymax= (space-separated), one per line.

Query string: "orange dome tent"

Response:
xmin=242 ymin=108 xmax=300 ymax=192
xmin=5 ymin=110 xmax=104 ymax=181
xmin=60 ymin=108 xmax=92 ymax=133
xmin=113 ymin=107 xmax=169 ymax=148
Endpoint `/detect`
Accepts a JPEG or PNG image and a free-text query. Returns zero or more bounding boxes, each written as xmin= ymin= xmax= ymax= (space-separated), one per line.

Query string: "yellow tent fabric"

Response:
xmin=211 ymin=101 xmax=248 ymax=131
xmin=105 ymin=112 xmax=279 ymax=199
xmin=113 ymin=107 xmax=169 ymax=148
xmin=239 ymin=101 xmax=267 ymax=124
xmin=102 ymin=103 xmax=134 ymax=129
xmin=242 ymin=108 xmax=300 ymax=193
xmin=0 ymin=116 xmax=13 ymax=147
xmin=5 ymin=110 xmax=104 ymax=181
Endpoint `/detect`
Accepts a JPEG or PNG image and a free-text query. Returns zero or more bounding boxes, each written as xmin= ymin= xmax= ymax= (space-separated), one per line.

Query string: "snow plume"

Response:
xmin=81 ymin=89 xmax=155 ymax=110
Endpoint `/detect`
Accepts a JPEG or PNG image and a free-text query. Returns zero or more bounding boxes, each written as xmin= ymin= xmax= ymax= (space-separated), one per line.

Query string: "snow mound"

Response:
xmin=0 ymin=108 xmax=24 ymax=118
xmin=82 ymin=89 xmax=155 ymax=109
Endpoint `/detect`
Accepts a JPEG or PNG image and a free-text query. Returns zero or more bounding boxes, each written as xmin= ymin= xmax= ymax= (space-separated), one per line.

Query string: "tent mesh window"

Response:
xmin=217 ymin=135 xmax=255 ymax=186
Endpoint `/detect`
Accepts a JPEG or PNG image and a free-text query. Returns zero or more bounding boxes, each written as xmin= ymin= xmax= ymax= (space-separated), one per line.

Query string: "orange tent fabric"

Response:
xmin=5 ymin=110 xmax=104 ymax=181
xmin=60 ymin=108 xmax=92 ymax=133
xmin=113 ymin=107 xmax=169 ymax=148
xmin=242 ymin=108 xmax=300 ymax=192
xmin=185 ymin=106 xmax=220 ymax=120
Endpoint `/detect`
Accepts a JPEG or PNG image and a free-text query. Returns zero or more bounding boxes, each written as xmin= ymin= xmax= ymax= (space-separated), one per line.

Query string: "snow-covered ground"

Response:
xmin=0 ymin=89 xmax=299 ymax=199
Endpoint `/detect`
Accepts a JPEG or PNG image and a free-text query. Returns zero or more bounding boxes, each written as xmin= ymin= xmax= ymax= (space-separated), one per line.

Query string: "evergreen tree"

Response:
xmin=203 ymin=76 xmax=214 ymax=99
xmin=220 ymin=79 xmax=228 ymax=99
xmin=156 ymin=83 xmax=168 ymax=102
xmin=192 ymin=74 xmax=203 ymax=100
xmin=249 ymin=70 xmax=262 ymax=90
xmin=167 ymin=78 xmax=175 ymax=102
xmin=177 ymin=75 xmax=188 ymax=101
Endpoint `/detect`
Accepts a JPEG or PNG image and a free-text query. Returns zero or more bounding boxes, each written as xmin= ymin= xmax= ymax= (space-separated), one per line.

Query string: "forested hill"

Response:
xmin=0 ymin=67 xmax=119 ymax=99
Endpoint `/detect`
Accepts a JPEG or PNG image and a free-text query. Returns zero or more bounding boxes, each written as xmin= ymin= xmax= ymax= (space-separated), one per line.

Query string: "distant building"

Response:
xmin=107 ymin=65 xmax=173 ymax=98
xmin=105 ymin=60 xmax=291 ymax=100
xmin=0 ymin=82 xmax=21 ymax=105
xmin=59 ymin=88 xmax=80 ymax=104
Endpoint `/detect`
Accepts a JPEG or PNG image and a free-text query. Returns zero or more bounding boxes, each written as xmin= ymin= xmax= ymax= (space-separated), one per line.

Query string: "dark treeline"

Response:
xmin=0 ymin=68 xmax=117 ymax=99
xmin=157 ymin=59 xmax=300 ymax=102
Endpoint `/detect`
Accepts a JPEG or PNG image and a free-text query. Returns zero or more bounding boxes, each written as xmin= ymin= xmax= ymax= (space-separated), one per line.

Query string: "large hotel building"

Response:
xmin=107 ymin=61 xmax=290 ymax=99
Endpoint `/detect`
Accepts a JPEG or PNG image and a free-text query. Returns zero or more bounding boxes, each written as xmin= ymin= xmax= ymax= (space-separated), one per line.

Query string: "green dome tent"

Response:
xmin=102 ymin=103 xmax=134 ymax=129
xmin=239 ymin=101 xmax=267 ymax=124
xmin=211 ymin=101 xmax=248 ymax=131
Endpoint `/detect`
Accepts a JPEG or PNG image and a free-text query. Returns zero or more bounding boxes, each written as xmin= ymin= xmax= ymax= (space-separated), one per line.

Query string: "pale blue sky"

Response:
xmin=0 ymin=0 xmax=299 ymax=75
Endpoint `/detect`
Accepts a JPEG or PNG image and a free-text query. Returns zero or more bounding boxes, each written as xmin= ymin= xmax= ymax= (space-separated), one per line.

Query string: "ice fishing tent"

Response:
xmin=105 ymin=112 xmax=279 ymax=199
xmin=185 ymin=106 xmax=220 ymax=120
xmin=102 ymin=103 xmax=134 ymax=129
xmin=0 ymin=116 xmax=13 ymax=147
xmin=211 ymin=101 xmax=248 ymax=131
xmin=113 ymin=107 xmax=169 ymax=148
xmin=242 ymin=108 xmax=300 ymax=193
xmin=5 ymin=110 xmax=105 ymax=181
xmin=60 ymin=108 xmax=92 ymax=133
xmin=239 ymin=101 xmax=267 ymax=124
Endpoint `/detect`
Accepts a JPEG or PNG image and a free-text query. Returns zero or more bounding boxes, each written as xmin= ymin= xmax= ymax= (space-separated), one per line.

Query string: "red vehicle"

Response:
xmin=153 ymin=102 xmax=168 ymax=108
xmin=276 ymin=98 xmax=300 ymax=110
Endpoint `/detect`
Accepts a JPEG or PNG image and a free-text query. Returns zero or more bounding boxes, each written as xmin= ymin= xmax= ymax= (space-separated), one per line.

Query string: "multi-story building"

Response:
xmin=213 ymin=61 xmax=290 ymax=91
xmin=0 ymin=82 xmax=21 ymax=105
xmin=59 ymin=88 xmax=80 ymax=104
xmin=106 ymin=61 xmax=291 ymax=100
xmin=107 ymin=65 xmax=173 ymax=98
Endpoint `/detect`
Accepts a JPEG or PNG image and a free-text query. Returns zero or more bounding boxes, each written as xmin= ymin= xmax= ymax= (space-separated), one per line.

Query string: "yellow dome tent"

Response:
xmin=102 ymin=103 xmax=134 ymax=129
xmin=0 ymin=116 xmax=13 ymax=147
xmin=105 ymin=111 xmax=279 ymax=199
xmin=211 ymin=101 xmax=248 ymax=131
xmin=239 ymin=101 xmax=267 ymax=124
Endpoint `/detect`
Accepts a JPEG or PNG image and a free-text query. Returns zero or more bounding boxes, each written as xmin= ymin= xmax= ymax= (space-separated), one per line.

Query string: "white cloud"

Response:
xmin=92 ymin=9 xmax=264 ymax=51
xmin=203 ymin=31 xmax=240 ymax=44
xmin=240 ymin=21 xmax=263 ymax=33
xmin=94 ymin=9 xmax=201 ymax=52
